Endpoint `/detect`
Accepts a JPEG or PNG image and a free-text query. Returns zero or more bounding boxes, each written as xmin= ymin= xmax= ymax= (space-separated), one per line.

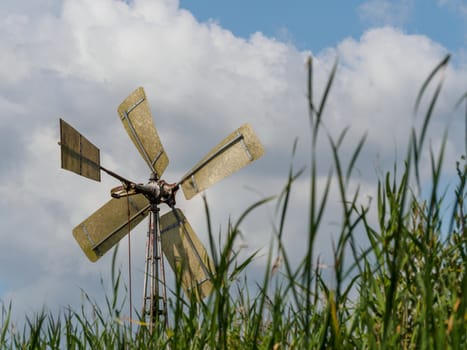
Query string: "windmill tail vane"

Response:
xmin=58 ymin=86 xmax=264 ymax=332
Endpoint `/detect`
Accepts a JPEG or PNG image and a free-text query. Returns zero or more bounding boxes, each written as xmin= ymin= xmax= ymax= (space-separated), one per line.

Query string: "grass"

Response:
xmin=1 ymin=55 xmax=466 ymax=349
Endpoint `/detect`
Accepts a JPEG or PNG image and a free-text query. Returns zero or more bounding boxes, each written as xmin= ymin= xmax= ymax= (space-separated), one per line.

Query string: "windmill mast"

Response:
xmin=139 ymin=175 xmax=169 ymax=330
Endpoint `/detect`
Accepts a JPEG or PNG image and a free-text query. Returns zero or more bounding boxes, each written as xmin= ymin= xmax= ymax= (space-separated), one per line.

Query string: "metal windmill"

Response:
xmin=59 ymin=87 xmax=264 ymax=330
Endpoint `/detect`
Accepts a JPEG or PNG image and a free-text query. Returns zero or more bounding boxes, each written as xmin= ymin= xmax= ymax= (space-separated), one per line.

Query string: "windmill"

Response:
xmin=59 ymin=87 xmax=264 ymax=330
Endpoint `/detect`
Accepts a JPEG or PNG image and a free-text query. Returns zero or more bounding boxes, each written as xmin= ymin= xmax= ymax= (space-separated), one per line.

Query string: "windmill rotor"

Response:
xmin=59 ymin=86 xmax=264 ymax=331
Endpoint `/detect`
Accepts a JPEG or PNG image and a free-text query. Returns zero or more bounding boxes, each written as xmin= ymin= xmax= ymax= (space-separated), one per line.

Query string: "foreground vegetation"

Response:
xmin=1 ymin=56 xmax=466 ymax=349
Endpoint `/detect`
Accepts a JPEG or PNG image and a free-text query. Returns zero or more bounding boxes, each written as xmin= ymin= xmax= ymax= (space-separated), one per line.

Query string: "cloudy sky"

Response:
xmin=0 ymin=0 xmax=465 ymax=322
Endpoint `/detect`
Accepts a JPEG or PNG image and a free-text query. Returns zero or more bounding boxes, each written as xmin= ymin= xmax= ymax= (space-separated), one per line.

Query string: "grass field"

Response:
xmin=1 ymin=55 xmax=466 ymax=349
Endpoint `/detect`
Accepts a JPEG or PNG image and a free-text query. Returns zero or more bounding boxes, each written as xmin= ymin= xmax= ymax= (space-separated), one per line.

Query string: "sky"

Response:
xmin=0 ymin=0 xmax=466 ymax=323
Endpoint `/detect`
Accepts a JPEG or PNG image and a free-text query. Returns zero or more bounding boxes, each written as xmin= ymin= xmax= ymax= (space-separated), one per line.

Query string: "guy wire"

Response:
xmin=126 ymin=194 xmax=133 ymax=333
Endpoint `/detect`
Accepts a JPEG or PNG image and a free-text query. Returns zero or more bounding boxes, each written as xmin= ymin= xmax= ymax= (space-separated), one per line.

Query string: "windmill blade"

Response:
xmin=117 ymin=87 xmax=169 ymax=177
xmin=180 ymin=123 xmax=264 ymax=200
xmin=160 ymin=208 xmax=214 ymax=299
xmin=59 ymin=118 xmax=101 ymax=181
xmin=73 ymin=194 xmax=150 ymax=262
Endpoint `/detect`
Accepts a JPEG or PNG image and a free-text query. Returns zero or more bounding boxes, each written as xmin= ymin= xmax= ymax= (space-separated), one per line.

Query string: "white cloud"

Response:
xmin=0 ymin=0 xmax=465 ymax=323
xmin=323 ymin=28 xmax=452 ymax=151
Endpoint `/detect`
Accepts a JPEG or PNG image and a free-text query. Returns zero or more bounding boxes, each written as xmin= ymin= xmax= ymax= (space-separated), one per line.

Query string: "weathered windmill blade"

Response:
xmin=59 ymin=118 xmax=101 ymax=181
xmin=73 ymin=194 xmax=150 ymax=262
xmin=117 ymin=87 xmax=169 ymax=177
xmin=179 ymin=123 xmax=264 ymax=200
xmin=160 ymin=208 xmax=214 ymax=299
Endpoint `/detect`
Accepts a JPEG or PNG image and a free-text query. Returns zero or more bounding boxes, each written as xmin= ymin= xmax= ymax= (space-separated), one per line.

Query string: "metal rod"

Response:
xmin=140 ymin=214 xmax=152 ymax=332
xmin=150 ymin=209 xmax=158 ymax=328
xmin=154 ymin=208 xmax=168 ymax=328
xmin=126 ymin=196 xmax=133 ymax=334
xmin=152 ymin=149 xmax=164 ymax=167
xmin=239 ymin=132 xmax=253 ymax=161
xmin=100 ymin=165 xmax=134 ymax=185
xmin=126 ymin=97 xmax=145 ymax=115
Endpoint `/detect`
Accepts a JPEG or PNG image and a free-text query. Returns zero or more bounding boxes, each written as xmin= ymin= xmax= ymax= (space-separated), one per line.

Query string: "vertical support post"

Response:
xmin=141 ymin=203 xmax=168 ymax=333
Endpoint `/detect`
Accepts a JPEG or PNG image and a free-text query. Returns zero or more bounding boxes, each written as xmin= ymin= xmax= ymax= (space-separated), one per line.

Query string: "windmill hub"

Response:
xmin=111 ymin=176 xmax=179 ymax=207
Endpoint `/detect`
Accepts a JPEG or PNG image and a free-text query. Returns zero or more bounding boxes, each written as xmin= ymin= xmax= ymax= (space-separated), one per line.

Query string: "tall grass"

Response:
xmin=1 ymin=56 xmax=466 ymax=349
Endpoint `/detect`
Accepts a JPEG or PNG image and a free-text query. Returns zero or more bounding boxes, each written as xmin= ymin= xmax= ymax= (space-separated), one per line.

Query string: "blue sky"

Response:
xmin=0 ymin=0 xmax=465 ymax=322
xmin=180 ymin=0 xmax=466 ymax=52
